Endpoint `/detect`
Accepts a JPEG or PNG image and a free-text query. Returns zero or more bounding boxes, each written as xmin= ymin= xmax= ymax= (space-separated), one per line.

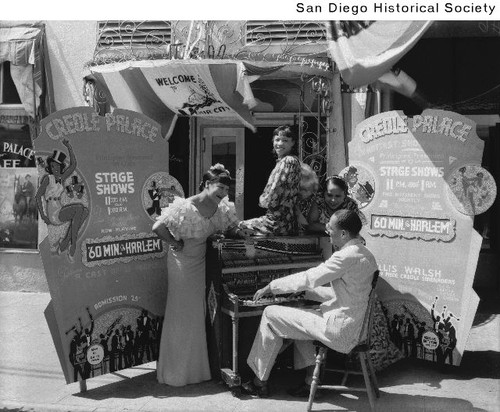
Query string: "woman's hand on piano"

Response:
xmin=235 ymin=227 xmax=256 ymax=238
xmin=241 ymin=227 xmax=257 ymax=238
xmin=253 ymin=284 xmax=273 ymax=301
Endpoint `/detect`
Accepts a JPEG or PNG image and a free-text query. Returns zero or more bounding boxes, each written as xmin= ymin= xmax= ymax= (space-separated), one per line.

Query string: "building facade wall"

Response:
xmin=1 ymin=21 xmax=96 ymax=291
xmin=45 ymin=21 xmax=97 ymax=110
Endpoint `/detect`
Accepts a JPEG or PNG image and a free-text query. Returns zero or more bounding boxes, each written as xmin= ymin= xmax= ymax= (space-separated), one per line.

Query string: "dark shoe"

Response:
xmin=241 ymin=380 xmax=270 ymax=398
xmin=286 ymin=382 xmax=312 ymax=398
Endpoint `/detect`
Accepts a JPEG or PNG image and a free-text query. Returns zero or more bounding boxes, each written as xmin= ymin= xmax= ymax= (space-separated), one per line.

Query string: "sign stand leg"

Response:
xmin=79 ymin=379 xmax=87 ymax=393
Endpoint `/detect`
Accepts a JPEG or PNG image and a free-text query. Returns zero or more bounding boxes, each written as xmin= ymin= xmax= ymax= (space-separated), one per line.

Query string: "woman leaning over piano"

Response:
xmin=152 ymin=164 xmax=253 ymax=387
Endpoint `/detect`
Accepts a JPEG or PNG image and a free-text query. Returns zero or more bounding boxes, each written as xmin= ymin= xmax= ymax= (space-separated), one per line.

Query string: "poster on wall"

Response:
xmin=0 ymin=121 xmax=38 ymax=249
xmin=33 ymin=107 xmax=184 ymax=383
xmin=344 ymin=109 xmax=496 ymax=367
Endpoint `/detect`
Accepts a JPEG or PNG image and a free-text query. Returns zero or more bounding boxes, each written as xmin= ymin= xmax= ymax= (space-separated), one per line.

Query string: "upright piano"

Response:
xmin=206 ymin=236 xmax=326 ymax=387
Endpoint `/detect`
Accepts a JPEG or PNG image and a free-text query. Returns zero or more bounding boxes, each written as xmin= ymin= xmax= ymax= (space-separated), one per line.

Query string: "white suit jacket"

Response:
xmin=269 ymin=238 xmax=378 ymax=352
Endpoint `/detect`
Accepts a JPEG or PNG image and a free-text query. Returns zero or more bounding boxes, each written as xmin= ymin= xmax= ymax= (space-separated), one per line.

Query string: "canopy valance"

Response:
xmin=0 ymin=23 xmax=55 ymax=119
xmin=88 ymin=59 xmax=262 ymax=138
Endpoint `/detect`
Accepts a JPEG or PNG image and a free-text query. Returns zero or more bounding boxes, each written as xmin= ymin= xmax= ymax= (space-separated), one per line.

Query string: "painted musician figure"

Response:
xmin=146 ymin=180 xmax=162 ymax=216
xmin=241 ymin=209 xmax=378 ymax=398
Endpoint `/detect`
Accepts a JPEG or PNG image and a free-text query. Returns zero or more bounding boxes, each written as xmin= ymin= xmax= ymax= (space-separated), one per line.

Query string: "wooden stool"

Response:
xmin=307 ymin=271 xmax=380 ymax=411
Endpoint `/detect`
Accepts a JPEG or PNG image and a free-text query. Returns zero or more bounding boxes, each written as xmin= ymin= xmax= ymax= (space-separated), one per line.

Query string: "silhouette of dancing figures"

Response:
xmin=402 ymin=317 xmax=417 ymax=357
xmin=390 ymin=314 xmax=403 ymax=350
xmin=66 ymin=308 xmax=94 ymax=381
xmin=431 ymin=297 xmax=460 ymax=366
xmin=136 ymin=309 xmax=154 ymax=363
xmin=36 ymin=139 xmax=89 ymax=260
xmin=110 ymin=329 xmax=124 ymax=372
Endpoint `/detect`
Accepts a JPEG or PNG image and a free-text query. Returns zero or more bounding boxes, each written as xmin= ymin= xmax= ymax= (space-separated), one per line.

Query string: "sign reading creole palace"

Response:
xmin=347 ymin=109 xmax=496 ymax=367
xmin=33 ymin=107 xmax=183 ymax=383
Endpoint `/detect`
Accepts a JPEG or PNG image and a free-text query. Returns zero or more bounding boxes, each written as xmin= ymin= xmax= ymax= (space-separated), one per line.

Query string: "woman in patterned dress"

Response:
xmin=152 ymin=164 xmax=252 ymax=386
xmin=239 ymin=125 xmax=302 ymax=236
xmin=307 ymin=175 xmax=366 ymax=234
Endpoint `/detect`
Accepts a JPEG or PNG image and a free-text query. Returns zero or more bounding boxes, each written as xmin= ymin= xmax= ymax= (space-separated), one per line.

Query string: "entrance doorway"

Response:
xmin=201 ymin=126 xmax=245 ymax=218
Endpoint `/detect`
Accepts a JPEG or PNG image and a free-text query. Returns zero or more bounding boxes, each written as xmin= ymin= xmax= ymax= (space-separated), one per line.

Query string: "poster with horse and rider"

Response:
xmin=0 ymin=123 xmax=38 ymax=250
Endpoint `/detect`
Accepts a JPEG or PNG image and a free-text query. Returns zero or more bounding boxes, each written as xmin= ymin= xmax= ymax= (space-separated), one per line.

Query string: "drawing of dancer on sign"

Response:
xmin=448 ymin=164 xmax=497 ymax=216
xmin=339 ymin=165 xmax=375 ymax=208
xmin=35 ymin=139 xmax=89 ymax=261
xmin=142 ymin=172 xmax=184 ymax=220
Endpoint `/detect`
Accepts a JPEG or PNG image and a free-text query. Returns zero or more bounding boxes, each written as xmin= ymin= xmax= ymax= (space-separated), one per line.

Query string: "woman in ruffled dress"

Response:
xmin=152 ymin=164 xmax=252 ymax=386
xmin=239 ymin=125 xmax=302 ymax=236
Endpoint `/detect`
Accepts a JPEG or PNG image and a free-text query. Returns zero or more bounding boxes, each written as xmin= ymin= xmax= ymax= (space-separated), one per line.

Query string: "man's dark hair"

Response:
xmin=332 ymin=209 xmax=362 ymax=236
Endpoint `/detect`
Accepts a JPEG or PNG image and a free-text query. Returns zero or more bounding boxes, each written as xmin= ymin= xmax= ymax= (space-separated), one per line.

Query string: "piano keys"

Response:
xmin=206 ymin=235 xmax=325 ymax=388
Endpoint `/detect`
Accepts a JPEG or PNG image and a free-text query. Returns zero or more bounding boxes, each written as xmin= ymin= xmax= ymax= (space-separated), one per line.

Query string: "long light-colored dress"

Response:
xmin=156 ymin=197 xmax=239 ymax=386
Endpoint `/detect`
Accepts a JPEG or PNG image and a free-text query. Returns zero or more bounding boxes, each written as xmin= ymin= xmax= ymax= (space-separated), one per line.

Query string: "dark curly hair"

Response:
xmin=272 ymin=125 xmax=298 ymax=156
xmin=325 ymin=176 xmax=348 ymax=195
xmin=199 ymin=163 xmax=232 ymax=192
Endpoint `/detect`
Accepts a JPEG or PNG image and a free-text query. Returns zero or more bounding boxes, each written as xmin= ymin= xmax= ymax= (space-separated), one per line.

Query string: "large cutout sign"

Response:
xmin=345 ymin=109 xmax=496 ymax=366
xmin=33 ymin=107 xmax=182 ymax=383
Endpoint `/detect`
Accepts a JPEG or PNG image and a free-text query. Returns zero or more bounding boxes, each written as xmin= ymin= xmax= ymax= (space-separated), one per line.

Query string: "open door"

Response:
xmin=201 ymin=127 xmax=245 ymax=219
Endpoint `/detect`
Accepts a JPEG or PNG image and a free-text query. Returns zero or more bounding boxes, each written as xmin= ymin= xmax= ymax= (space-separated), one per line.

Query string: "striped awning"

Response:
xmin=88 ymin=59 xmax=258 ymax=138
xmin=0 ymin=23 xmax=55 ymax=118
xmin=326 ymin=21 xmax=432 ymax=88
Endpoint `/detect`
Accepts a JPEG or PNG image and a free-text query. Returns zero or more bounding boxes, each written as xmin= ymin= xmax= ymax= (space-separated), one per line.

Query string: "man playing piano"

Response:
xmin=243 ymin=209 xmax=378 ymax=397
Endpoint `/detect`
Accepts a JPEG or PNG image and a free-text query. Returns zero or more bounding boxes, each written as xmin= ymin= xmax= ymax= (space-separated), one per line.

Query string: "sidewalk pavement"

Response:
xmin=0 ymin=291 xmax=499 ymax=412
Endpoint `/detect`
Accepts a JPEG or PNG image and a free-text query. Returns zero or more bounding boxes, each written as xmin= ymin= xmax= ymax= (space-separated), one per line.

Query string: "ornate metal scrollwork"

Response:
xmin=299 ymin=75 xmax=332 ymax=187
xmin=91 ymin=20 xmax=175 ymax=65
xmin=90 ymin=21 xmax=331 ymax=71
xmin=83 ymin=78 xmax=108 ymax=115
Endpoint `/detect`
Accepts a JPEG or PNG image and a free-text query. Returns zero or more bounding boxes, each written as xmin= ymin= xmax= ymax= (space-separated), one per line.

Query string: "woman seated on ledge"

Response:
xmin=239 ymin=125 xmax=302 ymax=236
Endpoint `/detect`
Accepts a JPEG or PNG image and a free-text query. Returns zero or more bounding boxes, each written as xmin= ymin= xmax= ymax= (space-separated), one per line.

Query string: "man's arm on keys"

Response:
xmin=269 ymin=251 xmax=354 ymax=295
xmin=253 ymin=284 xmax=273 ymax=301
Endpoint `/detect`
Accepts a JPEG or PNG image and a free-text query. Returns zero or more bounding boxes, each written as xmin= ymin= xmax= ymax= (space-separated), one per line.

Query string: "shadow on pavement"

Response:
xmin=73 ymin=370 xmax=227 ymax=401
xmin=303 ymin=391 xmax=487 ymax=412
xmin=373 ymin=355 xmax=500 ymax=390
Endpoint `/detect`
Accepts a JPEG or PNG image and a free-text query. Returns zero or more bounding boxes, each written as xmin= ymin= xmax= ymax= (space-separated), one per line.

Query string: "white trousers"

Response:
xmin=247 ymin=305 xmax=333 ymax=381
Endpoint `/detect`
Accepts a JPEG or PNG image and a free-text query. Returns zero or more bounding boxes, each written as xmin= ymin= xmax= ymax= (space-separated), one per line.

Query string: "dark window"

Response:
xmin=1 ymin=62 xmax=22 ymax=104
